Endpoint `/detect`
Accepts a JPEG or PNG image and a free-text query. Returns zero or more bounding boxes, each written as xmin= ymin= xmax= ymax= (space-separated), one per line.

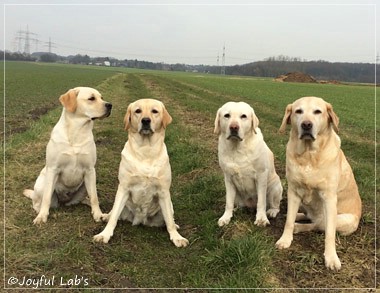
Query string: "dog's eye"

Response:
xmin=295 ymin=109 xmax=303 ymax=114
xmin=152 ymin=109 xmax=159 ymax=114
xmin=88 ymin=96 xmax=96 ymax=101
xmin=135 ymin=109 xmax=142 ymax=114
xmin=314 ymin=109 xmax=322 ymax=114
xmin=241 ymin=114 xmax=247 ymax=119
xmin=224 ymin=113 xmax=230 ymax=118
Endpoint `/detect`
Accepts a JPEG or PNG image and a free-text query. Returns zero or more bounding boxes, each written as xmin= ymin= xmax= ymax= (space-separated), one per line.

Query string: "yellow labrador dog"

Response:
xmin=214 ymin=102 xmax=283 ymax=227
xmin=93 ymin=99 xmax=188 ymax=247
xmin=23 ymin=87 xmax=112 ymax=224
xmin=276 ymin=96 xmax=362 ymax=270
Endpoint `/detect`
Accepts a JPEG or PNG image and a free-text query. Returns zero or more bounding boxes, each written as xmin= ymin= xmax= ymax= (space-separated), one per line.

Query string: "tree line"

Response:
xmin=227 ymin=56 xmax=377 ymax=83
xmin=2 ymin=51 xmax=378 ymax=83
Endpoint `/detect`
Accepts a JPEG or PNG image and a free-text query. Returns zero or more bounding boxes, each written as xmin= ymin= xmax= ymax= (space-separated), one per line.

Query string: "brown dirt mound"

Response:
xmin=275 ymin=72 xmax=317 ymax=83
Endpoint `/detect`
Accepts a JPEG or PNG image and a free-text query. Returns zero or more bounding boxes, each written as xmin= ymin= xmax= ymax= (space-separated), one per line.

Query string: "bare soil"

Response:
xmin=275 ymin=72 xmax=317 ymax=83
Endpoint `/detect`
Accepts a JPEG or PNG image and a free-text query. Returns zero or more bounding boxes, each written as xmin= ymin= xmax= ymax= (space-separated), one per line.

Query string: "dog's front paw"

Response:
xmin=170 ymin=233 xmax=189 ymax=248
xmin=218 ymin=214 xmax=232 ymax=227
xmin=324 ymin=252 xmax=341 ymax=271
xmin=100 ymin=213 xmax=110 ymax=222
xmin=254 ymin=213 xmax=270 ymax=227
xmin=93 ymin=232 xmax=111 ymax=244
xmin=275 ymin=236 xmax=292 ymax=249
xmin=266 ymin=208 xmax=280 ymax=218
xmin=92 ymin=210 xmax=105 ymax=222
xmin=33 ymin=214 xmax=48 ymax=225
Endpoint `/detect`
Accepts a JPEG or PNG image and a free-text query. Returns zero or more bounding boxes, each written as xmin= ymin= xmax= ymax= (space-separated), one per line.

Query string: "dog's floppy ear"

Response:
xmin=162 ymin=103 xmax=172 ymax=129
xmin=279 ymin=104 xmax=292 ymax=133
xmin=251 ymin=109 xmax=259 ymax=134
xmin=213 ymin=107 xmax=221 ymax=135
xmin=124 ymin=103 xmax=133 ymax=131
xmin=326 ymin=102 xmax=339 ymax=133
xmin=59 ymin=88 xmax=78 ymax=113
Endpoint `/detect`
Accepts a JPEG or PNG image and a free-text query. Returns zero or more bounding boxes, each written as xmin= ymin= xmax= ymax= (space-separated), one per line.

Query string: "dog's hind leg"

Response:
xmin=23 ymin=189 xmax=42 ymax=213
xmin=336 ymin=213 xmax=360 ymax=236
xmin=266 ymin=179 xmax=282 ymax=218
xmin=294 ymin=222 xmax=317 ymax=233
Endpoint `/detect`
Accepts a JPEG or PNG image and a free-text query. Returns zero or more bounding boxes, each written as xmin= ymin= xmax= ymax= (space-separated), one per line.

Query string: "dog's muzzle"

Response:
xmin=92 ymin=103 xmax=112 ymax=120
xmin=139 ymin=117 xmax=153 ymax=135
xmin=104 ymin=103 xmax=112 ymax=117
xmin=227 ymin=124 xmax=242 ymax=141
xmin=300 ymin=120 xmax=315 ymax=140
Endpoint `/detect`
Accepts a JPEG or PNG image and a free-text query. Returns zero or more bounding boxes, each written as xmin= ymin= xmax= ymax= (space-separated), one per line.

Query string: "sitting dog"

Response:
xmin=276 ymin=96 xmax=362 ymax=270
xmin=23 ymin=87 xmax=112 ymax=224
xmin=214 ymin=101 xmax=282 ymax=227
xmin=93 ymin=99 xmax=188 ymax=247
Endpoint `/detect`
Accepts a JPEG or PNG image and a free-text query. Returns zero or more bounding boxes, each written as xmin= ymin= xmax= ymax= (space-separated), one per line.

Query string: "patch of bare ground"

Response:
xmin=3 ymin=102 xmax=58 ymax=137
xmin=138 ymin=75 xmax=217 ymax=153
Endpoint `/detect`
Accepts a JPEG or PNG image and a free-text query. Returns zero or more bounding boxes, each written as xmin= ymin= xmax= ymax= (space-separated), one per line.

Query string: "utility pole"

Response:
xmin=14 ymin=25 xmax=38 ymax=55
xmin=45 ymin=37 xmax=57 ymax=54
xmin=17 ymin=29 xmax=22 ymax=52
xmin=24 ymin=25 xmax=31 ymax=55
xmin=221 ymin=44 xmax=225 ymax=75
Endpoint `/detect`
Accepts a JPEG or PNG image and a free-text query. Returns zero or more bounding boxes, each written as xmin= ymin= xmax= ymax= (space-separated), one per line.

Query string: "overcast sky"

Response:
xmin=2 ymin=0 xmax=379 ymax=65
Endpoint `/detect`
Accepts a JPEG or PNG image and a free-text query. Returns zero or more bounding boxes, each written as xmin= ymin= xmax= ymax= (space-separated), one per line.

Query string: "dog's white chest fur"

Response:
xmin=125 ymin=178 xmax=161 ymax=225
xmin=219 ymin=140 xmax=261 ymax=197
xmin=222 ymin=159 xmax=258 ymax=197
xmin=118 ymin=146 xmax=170 ymax=226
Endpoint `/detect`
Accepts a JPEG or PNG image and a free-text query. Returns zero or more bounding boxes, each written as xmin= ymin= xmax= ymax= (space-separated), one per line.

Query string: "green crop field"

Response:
xmin=2 ymin=62 xmax=376 ymax=290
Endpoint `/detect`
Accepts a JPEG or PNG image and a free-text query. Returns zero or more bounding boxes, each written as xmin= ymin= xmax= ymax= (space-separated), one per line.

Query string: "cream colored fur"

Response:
xmin=276 ymin=96 xmax=362 ymax=271
xmin=23 ymin=87 xmax=112 ymax=224
xmin=93 ymin=99 xmax=188 ymax=247
xmin=214 ymin=101 xmax=282 ymax=227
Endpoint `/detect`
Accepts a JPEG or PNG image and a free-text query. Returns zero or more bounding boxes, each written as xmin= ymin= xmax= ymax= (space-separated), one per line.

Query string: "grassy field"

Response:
xmin=3 ymin=62 xmax=377 ymax=290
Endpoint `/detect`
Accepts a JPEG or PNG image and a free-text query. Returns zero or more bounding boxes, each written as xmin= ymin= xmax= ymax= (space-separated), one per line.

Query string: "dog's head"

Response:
xmin=214 ymin=101 xmax=259 ymax=141
xmin=124 ymin=99 xmax=172 ymax=135
xmin=59 ymin=87 xmax=112 ymax=120
xmin=279 ymin=96 xmax=339 ymax=141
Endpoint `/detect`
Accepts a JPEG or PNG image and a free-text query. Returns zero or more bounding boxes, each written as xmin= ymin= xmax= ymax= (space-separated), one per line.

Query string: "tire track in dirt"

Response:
xmin=137 ymin=74 xmax=218 ymax=162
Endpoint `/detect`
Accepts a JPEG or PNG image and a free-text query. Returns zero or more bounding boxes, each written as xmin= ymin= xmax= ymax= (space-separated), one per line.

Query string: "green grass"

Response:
xmin=2 ymin=61 xmax=118 ymax=138
xmin=4 ymin=62 xmax=376 ymax=290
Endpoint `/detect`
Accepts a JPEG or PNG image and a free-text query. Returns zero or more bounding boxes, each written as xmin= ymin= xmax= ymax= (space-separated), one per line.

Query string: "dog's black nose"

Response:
xmin=229 ymin=124 xmax=239 ymax=131
xmin=142 ymin=117 xmax=151 ymax=125
xmin=106 ymin=103 xmax=112 ymax=110
xmin=301 ymin=120 xmax=313 ymax=130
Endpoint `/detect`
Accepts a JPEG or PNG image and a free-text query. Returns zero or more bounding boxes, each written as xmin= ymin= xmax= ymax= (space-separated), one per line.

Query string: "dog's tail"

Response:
xmin=23 ymin=189 xmax=34 ymax=199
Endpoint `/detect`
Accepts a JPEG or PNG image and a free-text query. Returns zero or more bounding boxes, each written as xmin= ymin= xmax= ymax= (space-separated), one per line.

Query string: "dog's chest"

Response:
xmin=222 ymin=159 xmax=258 ymax=195
xmin=120 ymin=157 xmax=169 ymax=206
xmin=128 ymin=182 xmax=160 ymax=206
xmin=61 ymin=147 xmax=93 ymax=168
xmin=124 ymin=177 xmax=163 ymax=222
xmin=287 ymin=162 xmax=325 ymax=190
xmin=56 ymin=145 xmax=94 ymax=184
xmin=288 ymin=162 xmax=327 ymax=211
